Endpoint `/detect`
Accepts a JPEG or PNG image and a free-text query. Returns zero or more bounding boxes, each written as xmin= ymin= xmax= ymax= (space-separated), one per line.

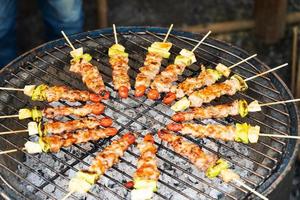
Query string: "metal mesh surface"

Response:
xmin=0 ymin=27 xmax=298 ymax=200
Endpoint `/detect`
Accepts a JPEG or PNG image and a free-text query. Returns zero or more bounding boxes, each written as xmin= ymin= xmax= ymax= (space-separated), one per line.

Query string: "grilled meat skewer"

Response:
xmin=67 ymin=133 xmax=136 ymax=194
xmin=131 ymin=134 xmax=160 ymax=200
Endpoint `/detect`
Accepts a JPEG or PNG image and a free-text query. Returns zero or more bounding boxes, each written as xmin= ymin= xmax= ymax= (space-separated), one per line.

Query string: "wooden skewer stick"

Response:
xmin=113 ymin=24 xmax=118 ymax=44
xmin=61 ymin=31 xmax=76 ymax=51
xmin=228 ymin=54 xmax=257 ymax=69
xmin=259 ymin=133 xmax=300 ymax=139
xmin=244 ymin=63 xmax=288 ymax=82
xmin=163 ymin=24 xmax=174 ymax=42
xmin=259 ymin=98 xmax=300 ymax=107
xmin=0 ymin=114 xmax=19 ymax=119
xmin=191 ymin=31 xmax=212 ymax=52
xmin=0 ymin=147 xmax=26 ymax=155
xmin=61 ymin=190 xmax=74 ymax=200
xmin=0 ymin=129 xmax=28 ymax=136
xmin=0 ymin=87 xmax=24 ymax=91
xmin=234 ymin=179 xmax=268 ymax=200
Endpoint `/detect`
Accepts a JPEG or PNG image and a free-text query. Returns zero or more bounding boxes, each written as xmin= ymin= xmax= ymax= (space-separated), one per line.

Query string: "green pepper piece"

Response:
xmin=206 ymin=159 xmax=229 ymax=178
xmin=31 ymin=84 xmax=49 ymax=101
xmin=37 ymin=122 xmax=44 ymax=137
xmin=39 ymin=138 xmax=50 ymax=152
xmin=238 ymin=100 xmax=249 ymax=118
xmin=234 ymin=123 xmax=249 ymax=144
xmin=31 ymin=107 xmax=43 ymax=122
xmin=207 ymin=69 xmax=222 ymax=81
xmin=82 ymin=53 xmax=92 ymax=62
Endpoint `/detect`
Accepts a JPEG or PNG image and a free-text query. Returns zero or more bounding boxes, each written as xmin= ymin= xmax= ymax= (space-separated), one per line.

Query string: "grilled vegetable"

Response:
xmin=206 ymin=159 xmax=229 ymax=178
xmin=248 ymin=100 xmax=262 ymax=112
xmin=148 ymin=42 xmax=172 ymax=58
xmin=238 ymin=99 xmax=249 ymax=117
xmin=31 ymin=84 xmax=48 ymax=101
xmin=23 ymin=85 xmax=36 ymax=96
xmin=171 ymin=97 xmax=190 ymax=112
xmin=28 ymin=122 xmax=39 ymax=136
xmin=18 ymin=109 xmax=32 ymax=120
xmin=24 ymin=141 xmax=43 ymax=154
xmin=248 ymin=125 xmax=260 ymax=143
xmin=215 ymin=63 xmax=231 ymax=77
xmin=234 ymin=123 xmax=249 ymax=144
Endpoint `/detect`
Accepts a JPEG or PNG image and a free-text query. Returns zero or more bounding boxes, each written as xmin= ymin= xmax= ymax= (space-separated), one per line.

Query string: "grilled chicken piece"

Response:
xmin=170 ymin=65 xmax=221 ymax=99
xmin=167 ymin=123 xmax=236 ymax=142
xmin=109 ymin=55 xmax=131 ymax=98
xmin=43 ymin=127 xmax=118 ymax=153
xmin=45 ymin=86 xmax=108 ymax=102
xmin=134 ymin=134 xmax=160 ymax=181
xmin=188 ymin=77 xmax=242 ymax=107
xmin=43 ymin=103 xmax=105 ymax=118
xmin=70 ymin=59 xmax=107 ymax=95
xmin=89 ymin=133 xmax=136 ymax=174
xmin=43 ymin=117 xmax=113 ymax=135
xmin=158 ymin=129 xmax=217 ymax=171
xmin=135 ymin=52 xmax=163 ymax=97
xmin=172 ymin=100 xmax=239 ymax=122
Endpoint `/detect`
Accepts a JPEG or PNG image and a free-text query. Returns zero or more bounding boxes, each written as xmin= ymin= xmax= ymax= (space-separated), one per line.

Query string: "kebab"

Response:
xmin=167 ymin=121 xmax=300 ymax=144
xmin=171 ymin=98 xmax=300 ymax=121
xmin=135 ymin=24 xmax=173 ymax=97
xmin=0 ymin=117 xmax=113 ymax=137
xmin=147 ymin=31 xmax=212 ymax=100
xmin=108 ymin=24 xmax=131 ymax=98
xmin=0 ymin=103 xmax=105 ymax=122
xmin=164 ymin=54 xmax=257 ymax=104
xmin=172 ymin=63 xmax=288 ymax=111
xmin=131 ymin=134 xmax=160 ymax=200
xmin=61 ymin=31 xmax=109 ymax=98
xmin=158 ymin=129 xmax=268 ymax=200
xmin=0 ymin=84 xmax=108 ymax=102
xmin=22 ymin=127 xmax=118 ymax=154
xmin=62 ymin=133 xmax=136 ymax=200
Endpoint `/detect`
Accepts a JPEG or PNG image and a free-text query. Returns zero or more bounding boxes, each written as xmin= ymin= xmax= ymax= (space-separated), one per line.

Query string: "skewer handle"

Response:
xmin=113 ymin=24 xmax=118 ymax=44
xmin=260 ymin=98 xmax=300 ymax=107
xmin=0 ymin=147 xmax=26 ymax=155
xmin=0 ymin=129 xmax=28 ymax=136
xmin=61 ymin=191 xmax=74 ymax=200
xmin=0 ymin=87 xmax=24 ymax=91
xmin=228 ymin=54 xmax=257 ymax=69
xmin=61 ymin=31 xmax=76 ymax=51
xmin=234 ymin=179 xmax=268 ymax=200
xmin=259 ymin=133 xmax=300 ymax=139
xmin=0 ymin=114 xmax=19 ymax=119
xmin=244 ymin=63 xmax=288 ymax=82
xmin=191 ymin=31 xmax=211 ymax=52
xmin=163 ymin=24 xmax=174 ymax=42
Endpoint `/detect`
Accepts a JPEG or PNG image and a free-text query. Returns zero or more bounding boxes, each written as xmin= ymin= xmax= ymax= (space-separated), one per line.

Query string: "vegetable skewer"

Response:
xmin=63 ymin=133 xmax=136 ymax=199
xmin=0 ymin=103 xmax=105 ymax=122
xmin=0 ymin=117 xmax=113 ymax=136
xmin=167 ymin=122 xmax=300 ymax=144
xmin=131 ymin=134 xmax=159 ymax=200
xmin=1 ymin=127 xmax=118 ymax=154
xmin=61 ymin=31 xmax=109 ymax=97
xmin=147 ymin=31 xmax=211 ymax=100
xmin=172 ymin=98 xmax=300 ymax=121
xmin=134 ymin=24 xmax=173 ymax=97
xmin=108 ymin=24 xmax=131 ymax=98
xmin=173 ymin=63 xmax=287 ymax=111
xmin=165 ymin=54 xmax=257 ymax=104
xmin=158 ymin=129 xmax=268 ymax=200
xmin=0 ymin=84 xmax=108 ymax=102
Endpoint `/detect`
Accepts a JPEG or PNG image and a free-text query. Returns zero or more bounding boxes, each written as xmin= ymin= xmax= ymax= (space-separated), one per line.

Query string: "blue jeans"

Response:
xmin=0 ymin=0 xmax=84 ymax=67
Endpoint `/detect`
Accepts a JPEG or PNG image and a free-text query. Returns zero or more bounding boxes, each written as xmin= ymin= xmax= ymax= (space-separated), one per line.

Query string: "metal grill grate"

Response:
xmin=0 ymin=27 xmax=298 ymax=200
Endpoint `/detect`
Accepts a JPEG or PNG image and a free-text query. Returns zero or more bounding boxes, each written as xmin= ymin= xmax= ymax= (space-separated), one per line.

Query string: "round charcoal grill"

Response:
xmin=0 ymin=27 xmax=298 ymax=200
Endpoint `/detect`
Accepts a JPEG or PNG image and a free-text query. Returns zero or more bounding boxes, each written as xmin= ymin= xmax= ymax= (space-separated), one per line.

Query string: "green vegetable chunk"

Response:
xmin=238 ymin=100 xmax=249 ymax=118
xmin=234 ymin=123 xmax=249 ymax=144
xmin=76 ymin=171 xmax=99 ymax=184
xmin=31 ymin=84 xmax=48 ymax=101
xmin=39 ymin=138 xmax=50 ymax=152
xmin=31 ymin=107 xmax=43 ymax=122
xmin=134 ymin=178 xmax=157 ymax=192
xmin=206 ymin=159 xmax=229 ymax=178
xmin=206 ymin=69 xmax=222 ymax=81
xmin=174 ymin=55 xmax=192 ymax=66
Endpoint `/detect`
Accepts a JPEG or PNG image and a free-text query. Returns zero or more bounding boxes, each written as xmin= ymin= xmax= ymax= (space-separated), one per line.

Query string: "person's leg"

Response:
xmin=39 ymin=0 xmax=84 ymax=40
xmin=0 ymin=0 xmax=17 ymax=67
